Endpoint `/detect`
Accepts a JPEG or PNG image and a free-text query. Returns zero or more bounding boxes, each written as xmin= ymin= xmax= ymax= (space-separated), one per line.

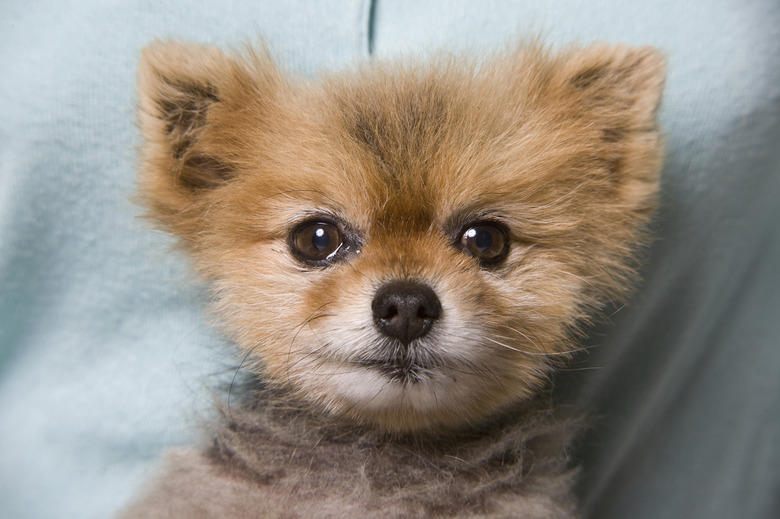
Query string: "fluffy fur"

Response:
xmin=122 ymin=386 xmax=579 ymax=518
xmin=121 ymin=40 xmax=664 ymax=518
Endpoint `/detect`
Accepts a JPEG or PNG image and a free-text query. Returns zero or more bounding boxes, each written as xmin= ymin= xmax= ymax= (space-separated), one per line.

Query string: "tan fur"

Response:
xmin=124 ymin=40 xmax=664 ymax=517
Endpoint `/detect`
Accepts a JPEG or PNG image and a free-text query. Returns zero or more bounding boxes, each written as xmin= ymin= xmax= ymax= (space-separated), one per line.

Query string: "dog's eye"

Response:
xmin=291 ymin=221 xmax=343 ymax=263
xmin=457 ymin=223 xmax=509 ymax=264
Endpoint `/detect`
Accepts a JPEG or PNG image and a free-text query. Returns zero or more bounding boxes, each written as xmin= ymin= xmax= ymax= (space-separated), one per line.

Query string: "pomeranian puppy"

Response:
xmin=120 ymin=39 xmax=664 ymax=518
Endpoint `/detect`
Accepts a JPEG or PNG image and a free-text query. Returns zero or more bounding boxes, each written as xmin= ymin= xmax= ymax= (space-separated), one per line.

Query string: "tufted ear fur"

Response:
xmin=136 ymin=41 xmax=282 ymax=238
xmin=554 ymin=44 xmax=666 ymax=213
xmin=561 ymin=44 xmax=665 ymax=124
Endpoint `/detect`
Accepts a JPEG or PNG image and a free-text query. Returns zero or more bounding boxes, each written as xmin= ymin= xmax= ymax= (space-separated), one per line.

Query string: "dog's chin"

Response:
xmin=321 ymin=366 xmax=460 ymax=431
xmin=284 ymin=347 xmax=524 ymax=433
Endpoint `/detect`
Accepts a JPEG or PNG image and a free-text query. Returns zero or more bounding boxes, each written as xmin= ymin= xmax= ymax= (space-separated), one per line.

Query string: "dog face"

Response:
xmin=137 ymin=41 xmax=664 ymax=431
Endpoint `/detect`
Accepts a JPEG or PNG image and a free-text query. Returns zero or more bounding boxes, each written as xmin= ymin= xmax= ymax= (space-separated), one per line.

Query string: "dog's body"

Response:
xmin=121 ymin=41 xmax=664 ymax=518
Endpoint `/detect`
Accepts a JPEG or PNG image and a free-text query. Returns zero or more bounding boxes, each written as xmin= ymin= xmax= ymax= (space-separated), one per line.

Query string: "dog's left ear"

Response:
xmin=560 ymin=44 xmax=665 ymax=125
xmin=554 ymin=44 xmax=666 ymax=213
xmin=136 ymin=41 xmax=282 ymax=238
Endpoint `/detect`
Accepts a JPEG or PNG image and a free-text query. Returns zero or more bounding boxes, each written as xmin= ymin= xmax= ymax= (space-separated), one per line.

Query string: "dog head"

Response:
xmin=136 ymin=41 xmax=664 ymax=431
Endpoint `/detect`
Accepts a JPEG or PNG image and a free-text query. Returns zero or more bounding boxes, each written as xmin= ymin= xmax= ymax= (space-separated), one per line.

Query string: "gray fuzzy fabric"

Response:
xmin=119 ymin=387 xmax=579 ymax=518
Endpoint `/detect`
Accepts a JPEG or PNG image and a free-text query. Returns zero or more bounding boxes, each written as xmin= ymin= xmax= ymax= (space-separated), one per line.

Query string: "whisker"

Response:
xmin=482 ymin=335 xmax=583 ymax=357
xmin=286 ymin=302 xmax=334 ymax=377
xmin=228 ymin=346 xmax=258 ymax=421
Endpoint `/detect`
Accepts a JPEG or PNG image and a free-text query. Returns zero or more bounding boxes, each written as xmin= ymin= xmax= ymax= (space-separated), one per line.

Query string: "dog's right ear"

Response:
xmin=136 ymin=41 xmax=281 ymax=236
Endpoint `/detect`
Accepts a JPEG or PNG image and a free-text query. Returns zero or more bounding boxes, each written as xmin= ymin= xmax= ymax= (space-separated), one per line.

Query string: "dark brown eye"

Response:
xmin=457 ymin=223 xmax=509 ymax=264
xmin=291 ymin=221 xmax=343 ymax=263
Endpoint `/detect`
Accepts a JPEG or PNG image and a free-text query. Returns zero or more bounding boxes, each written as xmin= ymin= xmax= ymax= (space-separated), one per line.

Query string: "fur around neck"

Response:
xmin=119 ymin=386 xmax=579 ymax=518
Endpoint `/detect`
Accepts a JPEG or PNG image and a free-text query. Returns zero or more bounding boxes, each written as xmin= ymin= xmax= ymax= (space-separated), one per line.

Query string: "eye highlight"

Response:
xmin=456 ymin=222 xmax=510 ymax=265
xmin=290 ymin=221 xmax=343 ymax=264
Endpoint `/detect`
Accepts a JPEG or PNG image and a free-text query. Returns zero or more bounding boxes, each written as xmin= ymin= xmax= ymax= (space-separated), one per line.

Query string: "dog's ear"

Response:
xmin=560 ymin=44 xmax=665 ymax=127
xmin=136 ymin=41 xmax=281 ymax=235
xmin=554 ymin=44 xmax=666 ymax=213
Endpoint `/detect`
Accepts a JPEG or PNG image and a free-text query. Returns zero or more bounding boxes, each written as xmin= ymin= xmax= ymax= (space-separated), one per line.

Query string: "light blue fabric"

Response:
xmin=1 ymin=1 xmax=778 ymax=519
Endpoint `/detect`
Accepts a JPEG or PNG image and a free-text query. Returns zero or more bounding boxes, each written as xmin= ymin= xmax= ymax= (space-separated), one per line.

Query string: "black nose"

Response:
xmin=372 ymin=281 xmax=442 ymax=345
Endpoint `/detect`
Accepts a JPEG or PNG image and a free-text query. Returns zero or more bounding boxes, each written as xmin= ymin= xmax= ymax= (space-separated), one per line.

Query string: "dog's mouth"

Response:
xmin=356 ymin=352 xmax=440 ymax=384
